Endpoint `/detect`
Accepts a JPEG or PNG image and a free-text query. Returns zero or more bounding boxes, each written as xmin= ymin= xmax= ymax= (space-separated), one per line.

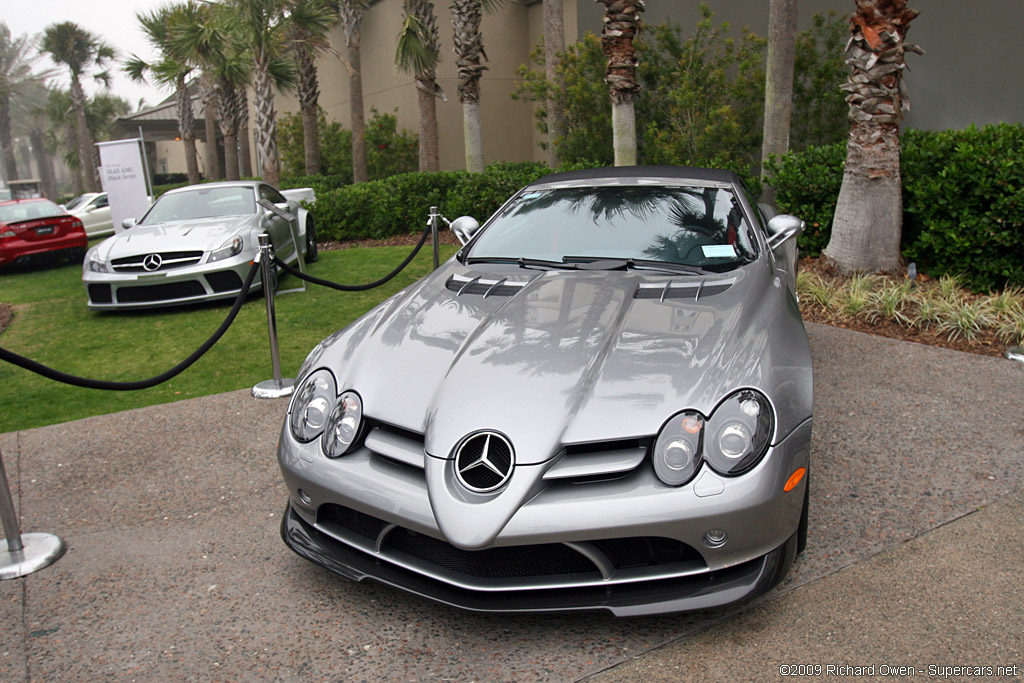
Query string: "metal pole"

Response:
xmin=0 ymin=446 xmax=66 ymax=579
xmin=430 ymin=205 xmax=440 ymax=270
xmin=252 ymin=235 xmax=295 ymax=399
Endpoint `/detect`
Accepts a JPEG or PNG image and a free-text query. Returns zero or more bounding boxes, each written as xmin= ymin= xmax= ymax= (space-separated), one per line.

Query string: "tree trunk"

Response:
xmin=462 ymin=100 xmax=484 ymax=172
xmin=70 ymin=78 xmax=98 ymax=192
xmin=216 ymin=81 xmax=241 ymax=181
xmin=201 ymin=75 xmax=221 ymax=180
xmin=760 ymin=0 xmax=798 ymax=206
xmin=0 ymin=94 xmax=17 ymax=182
xmin=611 ymin=95 xmax=637 ymax=166
xmin=824 ymin=0 xmax=921 ymax=274
xmin=295 ymin=43 xmax=321 ymax=176
xmin=416 ymin=76 xmax=440 ymax=172
xmin=253 ymin=54 xmax=280 ymax=187
xmin=29 ymin=128 xmax=57 ymax=200
xmin=543 ymin=0 xmax=566 ymax=167
xmin=238 ymin=90 xmax=253 ymax=178
xmin=176 ymin=78 xmax=201 ymax=185
xmin=348 ymin=43 xmax=368 ymax=182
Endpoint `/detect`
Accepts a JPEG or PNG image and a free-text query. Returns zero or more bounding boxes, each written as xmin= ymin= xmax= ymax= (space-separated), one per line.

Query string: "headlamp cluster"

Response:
xmin=653 ymin=390 xmax=774 ymax=487
xmin=288 ymin=369 xmax=363 ymax=457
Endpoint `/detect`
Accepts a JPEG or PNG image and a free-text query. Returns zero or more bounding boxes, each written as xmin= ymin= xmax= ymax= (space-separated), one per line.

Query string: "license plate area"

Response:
xmin=34 ymin=226 xmax=55 ymax=236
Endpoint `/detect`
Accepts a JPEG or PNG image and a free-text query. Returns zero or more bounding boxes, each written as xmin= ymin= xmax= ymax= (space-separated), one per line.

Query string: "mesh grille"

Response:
xmin=88 ymin=283 xmax=112 ymax=304
xmin=319 ymin=505 xmax=389 ymax=541
xmin=115 ymin=280 xmax=206 ymax=303
xmin=385 ymin=529 xmax=599 ymax=579
xmin=591 ymin=537 xmax=703 ymax=569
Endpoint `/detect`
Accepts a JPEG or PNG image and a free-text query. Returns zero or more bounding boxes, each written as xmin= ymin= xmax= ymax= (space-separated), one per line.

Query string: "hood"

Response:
xmin=311 ymin=259 xmax=812 ymax=468
xmin=91 ymin=215 xmax=254 ymax=259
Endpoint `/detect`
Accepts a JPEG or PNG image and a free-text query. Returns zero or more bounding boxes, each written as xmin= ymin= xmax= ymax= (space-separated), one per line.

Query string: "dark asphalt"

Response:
xmin=1 ymin=322 xmax=1022 ymax=681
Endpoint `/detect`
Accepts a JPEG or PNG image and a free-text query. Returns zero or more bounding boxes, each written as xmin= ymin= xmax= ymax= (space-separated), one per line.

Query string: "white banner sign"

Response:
xmin=97 ymin=139 xmax=151 ymax=233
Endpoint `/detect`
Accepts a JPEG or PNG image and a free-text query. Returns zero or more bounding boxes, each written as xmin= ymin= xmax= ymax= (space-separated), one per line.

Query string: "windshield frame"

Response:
xmin=463 ymin=180 xmax=761 ymax=272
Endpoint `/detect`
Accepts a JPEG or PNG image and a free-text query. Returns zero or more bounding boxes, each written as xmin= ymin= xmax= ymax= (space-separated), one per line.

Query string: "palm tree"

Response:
xmin=237 ymin=87 xmax=253 ymax=177
xmin=824 ymin=0 xmax=922 ymax=273
xmin=39 ymin=22 xmax=116 ymax=192
xmin=225 ymin=0 xmax=298 ymax=187
xmin=760 ymin=0 xmax=798 ymax=205
xmin=285 ymin=0 xmax=339 ymax=176
xmin=339 ymin=0 xmax=368 ymax=181
xmin=199 ymin=73 xmax=222 ymax=180
xmin=396 ymin=0 xmax=445 ymax=172
xmin=450 ymin=0 xmax=505 ymax=172
xmin=542 ymin=0 xmax=565 ymax=167
xmin=125 ymin=3 xmax=201 ymax=185
xmin=0 ymin=23 xmax=54 ymax=183
xmin=594 ymin=0 xmax=644 ymax=166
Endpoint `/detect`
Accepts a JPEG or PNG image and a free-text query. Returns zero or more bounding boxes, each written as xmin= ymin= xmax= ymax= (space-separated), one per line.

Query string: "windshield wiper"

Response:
xmin=561 ymin=256 xmax=706 ymax=276
xmin=465 ymin=256 xmax=579 ymax=271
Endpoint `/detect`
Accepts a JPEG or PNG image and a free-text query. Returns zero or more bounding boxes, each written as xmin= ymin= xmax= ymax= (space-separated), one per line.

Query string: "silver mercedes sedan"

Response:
xmin=82 ymin=181 xmax=316 ymax=310
xmin=277 ymin=167 xmax=813 ymax=616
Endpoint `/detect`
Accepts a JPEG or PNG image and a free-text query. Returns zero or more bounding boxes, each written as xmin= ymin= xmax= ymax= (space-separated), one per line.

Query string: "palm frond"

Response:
xmin=395 ymin=14 xmax=438 ymax=76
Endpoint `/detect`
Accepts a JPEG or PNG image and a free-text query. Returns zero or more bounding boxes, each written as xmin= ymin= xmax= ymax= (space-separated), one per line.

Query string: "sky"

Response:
xmin=5 ymin=0 xmax=173 ymax=112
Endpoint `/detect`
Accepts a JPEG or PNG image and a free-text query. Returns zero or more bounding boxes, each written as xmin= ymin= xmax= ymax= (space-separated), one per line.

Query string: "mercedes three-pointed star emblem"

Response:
xmin=142 ymin=253 xmax=163 ymax=271
xmin=454 ymin=431 xmax=515 ymax=493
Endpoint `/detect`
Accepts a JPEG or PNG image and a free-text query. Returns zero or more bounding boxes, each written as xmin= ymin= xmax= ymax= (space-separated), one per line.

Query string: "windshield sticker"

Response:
xmin=702 ymin=245 xmax=737 ymax=258
xmin=520 ymin=192 xmax=542 ymax=199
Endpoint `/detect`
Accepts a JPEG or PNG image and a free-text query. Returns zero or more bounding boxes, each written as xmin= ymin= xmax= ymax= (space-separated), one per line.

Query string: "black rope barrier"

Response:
xmin=273 ymin=224 xmax=432 ymax=292
xmin=0 ymin=260 xmax=261 ymax=391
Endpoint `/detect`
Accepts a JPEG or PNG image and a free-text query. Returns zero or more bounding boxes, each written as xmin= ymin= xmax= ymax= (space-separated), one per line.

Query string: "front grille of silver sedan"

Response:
xmin=111 ymin=250 xmax=205 ymax=273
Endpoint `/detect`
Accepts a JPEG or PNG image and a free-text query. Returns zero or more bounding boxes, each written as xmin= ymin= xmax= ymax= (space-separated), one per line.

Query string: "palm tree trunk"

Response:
xmin=824 ymin=0 xmax=921 ymax=274
xmin=253 ymin=52 xmax=280 ymax=187
xmin=415 ymin=76 xmax=440 ymax=172
xmin=70 ymin=78 xmax=98 ymax=192
xmin=175 ymin=77 xmax=201 ymax=185
xmin=611 ymin=95 xmax=637 ymax=166
xmin=201 ymin=75 xmax=222 ymax=180
xmin=295 ymin=43 xmax=321 ymax=176
xmin=543 ymin=0 xmax=566 ymax=167
xmin=760 ymin=0 xmax=798 ymax=205
xmin=237 ymin=90 xmax=253 ymax=178
xmin=348 ymin=43 xmax=368 ymax=182
xmin=217 ymin=81 xmax=241 ymax=181
xmin=452 ymin=0 xmax=486 ymax=173
xmin=0 ymin=94 xmax=17 ymax=181
xmin=462 ymin=100 xmax=484 ymax=172
xmin=29 ymin=128 xmax=56 ymax=199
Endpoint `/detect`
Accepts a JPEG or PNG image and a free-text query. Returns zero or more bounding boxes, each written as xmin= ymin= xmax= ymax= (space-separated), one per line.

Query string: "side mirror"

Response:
xmin=451 ymin=216 xmax=481 ymax=245
xmin=121 ymin=217 xmax=136 ymax=229
xmin=766 ymin=214 xmax=804 ymax=250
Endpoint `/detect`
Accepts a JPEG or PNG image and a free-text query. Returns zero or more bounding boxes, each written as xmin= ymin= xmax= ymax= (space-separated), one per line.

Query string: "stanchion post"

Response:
xmin=430 ymin=205 xmax=440 ymax=270
xmin=252 ymin=235 xmax=296 ymax=399
xmin=0 ymin=446 xmax=66 ymax=579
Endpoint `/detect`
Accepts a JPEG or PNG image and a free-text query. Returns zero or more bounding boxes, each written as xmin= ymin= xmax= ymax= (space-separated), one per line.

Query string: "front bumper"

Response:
xmin=83 ymin=256 xmax=260 ymax=310
xmin=277 ymin=418 xmax=812 ymax=616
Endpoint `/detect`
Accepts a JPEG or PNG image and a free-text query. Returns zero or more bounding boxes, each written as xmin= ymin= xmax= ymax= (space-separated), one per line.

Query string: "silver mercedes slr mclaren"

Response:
xmin=277 ymin=166 xmax=813 ymax=616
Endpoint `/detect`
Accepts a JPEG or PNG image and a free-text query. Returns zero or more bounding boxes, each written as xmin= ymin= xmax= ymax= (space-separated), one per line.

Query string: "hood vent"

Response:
xmin=634 ymin=279 xmax=734 ymax=302
xmin=446 ymin=274 xmax=529 ymax=298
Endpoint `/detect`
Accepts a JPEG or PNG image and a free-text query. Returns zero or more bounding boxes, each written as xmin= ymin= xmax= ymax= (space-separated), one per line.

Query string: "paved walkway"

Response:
xmin=1 ymin=323 xmax=1022 ymax=681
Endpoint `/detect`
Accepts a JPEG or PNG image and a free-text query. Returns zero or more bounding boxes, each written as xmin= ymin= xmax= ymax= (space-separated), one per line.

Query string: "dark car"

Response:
xmin=0 ymin=198 xmax=88 ymax=268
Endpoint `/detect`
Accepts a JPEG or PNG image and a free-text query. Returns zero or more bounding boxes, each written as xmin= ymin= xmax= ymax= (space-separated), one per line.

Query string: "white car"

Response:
xmin=65 ymin=192 xmax=114 ymax=237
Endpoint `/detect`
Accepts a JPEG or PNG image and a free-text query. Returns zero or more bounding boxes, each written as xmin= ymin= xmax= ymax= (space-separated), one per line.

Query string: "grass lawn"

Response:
xmin=0 ymin=243 xmax=459 ymax=433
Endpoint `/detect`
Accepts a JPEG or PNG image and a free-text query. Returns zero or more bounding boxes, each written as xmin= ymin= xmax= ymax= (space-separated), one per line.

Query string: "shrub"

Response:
xmin=766 ymin=123 xmax=1024 ymax=291
xmin=310 ymin=162 xmax=552 ymax=242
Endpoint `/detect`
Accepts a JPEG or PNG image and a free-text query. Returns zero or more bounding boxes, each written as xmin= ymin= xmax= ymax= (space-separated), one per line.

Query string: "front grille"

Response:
xmin=116 ymin=280 xmax=206 ymax=303
xmin=88 ymin=283 xmax=112 ymax=304
xmin=317 ymin=504 xmax=705 ymax=586
xmin=205 ymin=270 xmax=243 ymax=292
xmin=111 ymin=251 xmax=204 ymax=273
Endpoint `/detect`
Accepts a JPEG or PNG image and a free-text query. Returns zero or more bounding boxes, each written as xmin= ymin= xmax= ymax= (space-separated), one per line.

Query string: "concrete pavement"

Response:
xmin=1 ymin=322 xmax=1022 ymax=681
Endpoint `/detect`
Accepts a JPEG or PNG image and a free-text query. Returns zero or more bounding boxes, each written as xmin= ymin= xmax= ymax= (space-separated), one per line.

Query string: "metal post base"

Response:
xmin=252 ymin=378 xmax=296 ymax=399
xmin=0 ymin=533 xmax=66 ymax=580
xmin=1006 ymin=346 xmax=1024 ymax=363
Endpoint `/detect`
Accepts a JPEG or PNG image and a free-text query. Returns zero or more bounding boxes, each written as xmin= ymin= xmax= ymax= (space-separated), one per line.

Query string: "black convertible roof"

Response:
xmin=529 ymin=165 xmax=742 ymax=187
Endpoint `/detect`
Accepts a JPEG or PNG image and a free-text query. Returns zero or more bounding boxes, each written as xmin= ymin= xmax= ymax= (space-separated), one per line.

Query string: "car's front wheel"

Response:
xmin=305 ymin=219 xmax=318 ymax=263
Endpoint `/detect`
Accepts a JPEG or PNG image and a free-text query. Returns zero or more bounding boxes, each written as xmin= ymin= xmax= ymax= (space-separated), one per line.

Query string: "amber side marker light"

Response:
xmin=784 ymin=467 xmax=806 ymax=492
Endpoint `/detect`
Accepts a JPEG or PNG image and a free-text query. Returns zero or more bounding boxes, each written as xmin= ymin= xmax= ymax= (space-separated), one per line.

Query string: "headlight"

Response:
xmin=322 ymin=391 xmax=363 ymax=457
xmin=653 ymin=412 xmax=704 ymax=486
xmin=289 ymin=369 xmax=336 ymax=442
xmin=703 ymin=390 xmax=774 ymax=476
xmin=86 ymin=253 xmax=108 ymax=273
xmin=209 ymin=236 xmax=243 ymax=262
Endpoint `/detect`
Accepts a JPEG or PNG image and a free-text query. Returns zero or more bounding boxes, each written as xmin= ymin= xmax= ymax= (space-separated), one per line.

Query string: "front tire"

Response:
xmin=304 ymin=219 xmax=318 ymax=263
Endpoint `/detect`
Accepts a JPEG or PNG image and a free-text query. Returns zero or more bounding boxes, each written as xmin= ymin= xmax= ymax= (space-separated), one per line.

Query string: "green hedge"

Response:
xmin=309 ymin=162 xmax=551 ymax=241
xmin=767 ymin=123 xmax=1024 ymax=291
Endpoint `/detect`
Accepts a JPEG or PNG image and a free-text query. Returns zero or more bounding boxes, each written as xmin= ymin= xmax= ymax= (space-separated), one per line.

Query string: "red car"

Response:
xmin=0 ymin=198 xmax=88 ymax=268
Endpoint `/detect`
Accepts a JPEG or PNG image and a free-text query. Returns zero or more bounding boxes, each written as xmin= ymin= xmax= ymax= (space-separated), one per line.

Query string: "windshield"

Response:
xmin=64 ymin=195 xmax=91 ymax=210
xmin=466 ymin=185 xmax=758 ymax=270
xmin=140 ymin=186 xmax=255 ymax=225
xmin=0 ymin=200 xmax=65 ymax=223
